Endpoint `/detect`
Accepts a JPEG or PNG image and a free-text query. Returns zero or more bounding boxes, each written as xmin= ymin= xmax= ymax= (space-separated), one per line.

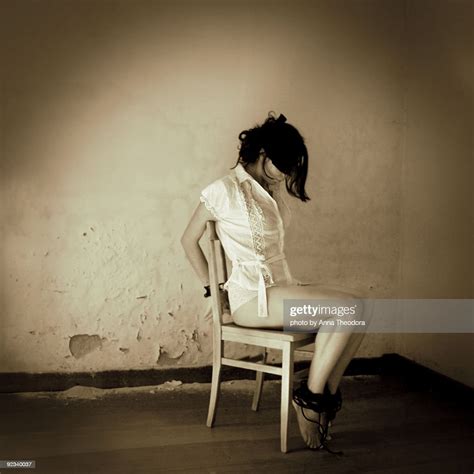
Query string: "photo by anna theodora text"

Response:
xmin=287 ymin=303 xmax=366 ymax=328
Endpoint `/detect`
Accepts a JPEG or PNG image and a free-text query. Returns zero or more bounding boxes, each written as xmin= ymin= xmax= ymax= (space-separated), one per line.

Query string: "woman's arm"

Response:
xmin=180 ymin=201 xmax=216 ymax=286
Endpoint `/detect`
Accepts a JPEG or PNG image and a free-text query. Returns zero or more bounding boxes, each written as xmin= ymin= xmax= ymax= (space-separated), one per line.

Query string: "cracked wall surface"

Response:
xmin=1 ymin=1 xmax=470 ymax=382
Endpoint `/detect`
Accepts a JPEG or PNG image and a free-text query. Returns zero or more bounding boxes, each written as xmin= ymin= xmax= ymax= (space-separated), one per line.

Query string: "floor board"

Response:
xmin=0 ymin=375 xmax=472 ymax=473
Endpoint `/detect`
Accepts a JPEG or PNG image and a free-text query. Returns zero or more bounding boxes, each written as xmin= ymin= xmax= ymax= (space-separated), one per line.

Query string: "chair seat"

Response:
xmin=222 ymin=322 xmax=314 ymax=342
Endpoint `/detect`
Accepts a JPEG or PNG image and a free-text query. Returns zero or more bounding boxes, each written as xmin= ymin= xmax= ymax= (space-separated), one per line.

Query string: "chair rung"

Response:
xmin=221 ymin=357 xmax=283 ymax=376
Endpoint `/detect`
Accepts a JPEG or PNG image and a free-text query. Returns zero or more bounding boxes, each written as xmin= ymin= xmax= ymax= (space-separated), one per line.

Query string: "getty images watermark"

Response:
xmin=283 ymin=299 xmax=473 ymax=333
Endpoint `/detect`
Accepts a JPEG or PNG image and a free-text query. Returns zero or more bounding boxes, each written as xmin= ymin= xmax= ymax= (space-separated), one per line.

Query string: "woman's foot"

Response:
xmin=292 ymin=379 xmax=345 ymax=454
xmin=292 ymin=399 xmax=330 ymax=449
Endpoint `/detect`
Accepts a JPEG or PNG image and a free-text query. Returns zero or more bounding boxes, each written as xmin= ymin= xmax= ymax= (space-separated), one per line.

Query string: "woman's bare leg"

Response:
xmin=232 ymin=284 xmax=366 ymax=448
xmin=326 ymin=332 xmax=366 ymax=393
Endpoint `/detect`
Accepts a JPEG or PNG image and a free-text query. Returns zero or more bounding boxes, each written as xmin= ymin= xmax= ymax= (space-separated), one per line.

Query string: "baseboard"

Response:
xmin=0 ymin=353 xmax=472 ymax=401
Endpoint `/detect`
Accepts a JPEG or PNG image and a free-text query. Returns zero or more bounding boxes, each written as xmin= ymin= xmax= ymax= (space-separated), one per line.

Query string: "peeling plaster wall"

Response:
xmin=1 ymin=0 xmax=466 ymax=376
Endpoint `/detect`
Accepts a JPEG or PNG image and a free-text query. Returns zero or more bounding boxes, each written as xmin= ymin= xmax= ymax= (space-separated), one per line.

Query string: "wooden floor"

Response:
xmin=1 ymin=374 xmax=472 ymax=473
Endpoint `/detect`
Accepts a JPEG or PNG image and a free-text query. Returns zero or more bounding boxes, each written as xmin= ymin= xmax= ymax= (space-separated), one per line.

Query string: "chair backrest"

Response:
xmin=205 ymin=220 xmax=230 ymax=328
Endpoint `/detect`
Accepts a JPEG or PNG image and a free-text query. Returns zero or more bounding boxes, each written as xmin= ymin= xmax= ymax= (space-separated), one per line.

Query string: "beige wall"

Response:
xmin=395 ymin=0 xmax=473 ymax=387
xmin=0 ymin=1 xmax=470 ymax=385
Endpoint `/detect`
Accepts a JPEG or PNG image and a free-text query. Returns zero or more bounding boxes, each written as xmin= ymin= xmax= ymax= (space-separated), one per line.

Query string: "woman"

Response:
xmin=181 ymin=112 xmax=368 ymax=454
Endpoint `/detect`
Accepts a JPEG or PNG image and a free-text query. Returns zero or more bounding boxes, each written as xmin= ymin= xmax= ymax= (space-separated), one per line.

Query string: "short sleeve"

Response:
xmin=200 ymin=178 xmax=229 ymax=220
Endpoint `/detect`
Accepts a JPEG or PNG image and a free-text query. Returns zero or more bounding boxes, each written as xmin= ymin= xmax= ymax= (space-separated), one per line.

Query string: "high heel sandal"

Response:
xmin=293 ymin=380 xmax=344 ymax=456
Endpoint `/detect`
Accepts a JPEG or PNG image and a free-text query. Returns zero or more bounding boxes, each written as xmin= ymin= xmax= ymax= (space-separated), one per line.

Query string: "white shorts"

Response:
xmin=226 ymin=280 xmax=259 ymax=315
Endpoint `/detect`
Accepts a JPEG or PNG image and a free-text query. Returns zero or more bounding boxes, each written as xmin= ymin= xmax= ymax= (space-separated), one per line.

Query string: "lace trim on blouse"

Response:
xmin=237 ymin=181 xmax=272 ymax=285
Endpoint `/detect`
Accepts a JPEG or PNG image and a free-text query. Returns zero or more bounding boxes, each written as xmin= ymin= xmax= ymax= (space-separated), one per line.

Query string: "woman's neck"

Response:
xmin=244 ymin=162 xmax=267 ymax=189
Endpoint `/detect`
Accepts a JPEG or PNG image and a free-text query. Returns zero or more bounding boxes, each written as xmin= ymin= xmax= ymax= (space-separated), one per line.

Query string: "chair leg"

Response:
xmin=280 ymin=342 xmax=294 ymax=453
xmin=252 ymin=348 xmax=267 ymax=411
xmin=207 ymin=340 xmax=223 ymax=428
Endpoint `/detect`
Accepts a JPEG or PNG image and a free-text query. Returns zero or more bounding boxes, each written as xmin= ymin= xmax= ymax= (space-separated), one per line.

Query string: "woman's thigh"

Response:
xmin=231 ymin=284 xmax=362 ymax=329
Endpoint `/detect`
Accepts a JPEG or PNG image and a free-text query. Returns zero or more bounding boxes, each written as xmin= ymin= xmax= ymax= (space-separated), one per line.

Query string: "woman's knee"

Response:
xmin=325 ymin=289 xmax=363 ymax=318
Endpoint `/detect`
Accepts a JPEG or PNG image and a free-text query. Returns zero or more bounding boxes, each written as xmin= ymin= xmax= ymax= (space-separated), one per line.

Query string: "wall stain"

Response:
xmin=69 ymin=334 xmax=106 ymax=358
xmin=157 ymin=343 xmax=185 ymax=365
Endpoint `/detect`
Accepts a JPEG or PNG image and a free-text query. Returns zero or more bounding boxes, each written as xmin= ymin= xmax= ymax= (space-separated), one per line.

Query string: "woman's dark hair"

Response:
xmin=232 ymin=111 xmax=310 ymax=202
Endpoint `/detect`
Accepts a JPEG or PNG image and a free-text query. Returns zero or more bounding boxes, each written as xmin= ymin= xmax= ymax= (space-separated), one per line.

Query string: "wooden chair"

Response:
xmin=204 ymin=220 xmax=314 ymax=453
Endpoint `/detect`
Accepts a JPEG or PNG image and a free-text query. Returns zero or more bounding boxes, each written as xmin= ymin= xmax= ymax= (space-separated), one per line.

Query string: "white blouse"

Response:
xmin=200 ymin=163 xmax=297 ymax=318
